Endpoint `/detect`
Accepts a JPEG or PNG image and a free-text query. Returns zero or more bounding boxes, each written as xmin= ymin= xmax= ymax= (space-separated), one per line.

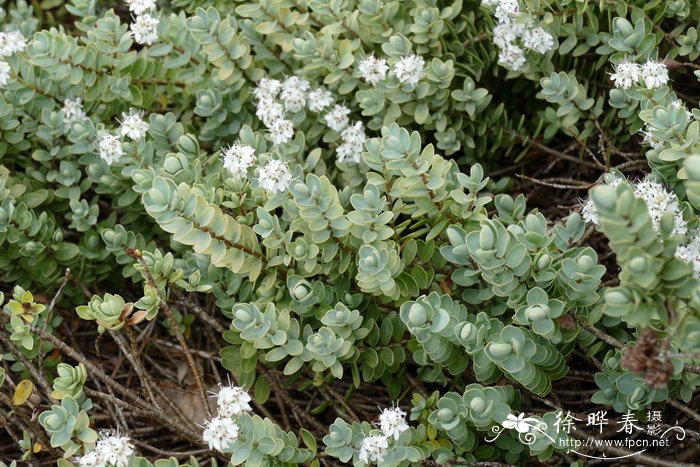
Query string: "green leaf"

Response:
xmin=254 ymin=377 xmax=270 ymax=404
xmin=300 ymin=428 xmax=317 ymax=452
xmin=13 ymin=380 xmax=34 ymax=405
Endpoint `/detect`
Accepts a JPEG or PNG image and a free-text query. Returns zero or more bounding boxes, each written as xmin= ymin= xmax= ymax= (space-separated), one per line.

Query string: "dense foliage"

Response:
xmin=2 ymin=0 xmax=700 ymax=465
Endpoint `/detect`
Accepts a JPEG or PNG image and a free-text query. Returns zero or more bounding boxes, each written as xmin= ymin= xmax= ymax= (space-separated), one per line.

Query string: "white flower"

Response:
xmin=610 ymin=60 xmax=642 ymax=89
xmin=581 ymin=174 xmax=624 ymax=225
xmin=581 ymin=199 xmax=599 ymax=225
xmin=216 ymin=384 xmax=253 ymax=417
xmin=97 ymin=133 xmax=124 ymax=165
xmin=203 ymin=416 xmax=240 ymax=452
xmin=0 ymin=33 xmax=11 ymax=57
xmin=125 ymin=0 xmax=157 ymax=15
xmin=522 ymin=27 xmax=555 ymax=54
xmin=77 ymin=434 xmax=135 ymax=467
xmin=337 ymin=121 xmax=366 ymax=164
xmin=392 ymin=53 xmax=425 ymax=86
xmin=641 ymin=60 xmax=669 ymax=89
xmin=494 ymin=0 xmax=520 ymax=22
xmin=76 ymin=451 xmax=101 ymax=467
xmin=324 ymin=105 xmax=351 ymax=132
xmin=581 ymin=175 xmax=687 ymax=235
xmin=497 ymin=44 xmax=526 ymax=71
xmin=502 ymin=413 xmax=538 ymax=434
xmin=379 ymin=406 xmax=409 ymax=440
xmin=221 ymin=143 xmax=256 ymax=179
xmin=307 ymin=88 xmax=334 ymax=113
xmin=676 ymin=235 xmax=700 ymax=278
xmin=62 ymin=98 xmax=87 ymax=127
xmin=358 ymin=55 xmax=388 ymax=85
xmin=258 ymin=159 xmax=292 ymax=193
xmin=118 ymin=110 xmax=149 ymax=140
xmin=358 ymin=434 xmax=389 ymax=464
xmin=633 ymin=179 xmax=687 ymax=236
xmin=509 ymin=19 xmax=531 ymax=38
xmin=131 ymin=14 xmax=159 ymax=45
xmin=268 ymin=118 xmax=294 ymax=145
xmin=280 ymin=76 xmax=310 ymax=113
xmin=97 ymin=435 xmax=134 ymax=467
xmin=485 ymin=0 xmax=553 ymax=72
xmin=253 ymin=77 xmax=282 ymax=101
xmin=492 ymin=24 xmax=518 ymax=49
xmin=641 ymin=128 xmax=663 ymax=149
xmin=0 ymin=60 xmax=11 ymax=88
xmin=1 ymin=31 xmax=26 ymax=55
xmin=255 ymin=98 xmax=285 ymax=128
xmin=0 ymin=31 xmax=25 ymax=57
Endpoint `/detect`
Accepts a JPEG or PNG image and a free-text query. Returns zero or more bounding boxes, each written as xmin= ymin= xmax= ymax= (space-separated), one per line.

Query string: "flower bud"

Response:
xmin=488 ymin=342 xmax=513 ymax=357
xmin=469 ymin=397 xmax=486 ymax=413
xmin=536 ymin=254 xmax=551 ymax=269
xmin=177 ymin=134 xmax=199 ymax=156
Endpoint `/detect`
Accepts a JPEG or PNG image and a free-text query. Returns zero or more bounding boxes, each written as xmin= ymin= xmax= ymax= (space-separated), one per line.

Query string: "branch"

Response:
xmin=0 ymin=330 xmax=54 ymax=401
xmin=29 ymin=323 xmax=151 ymax=409
xmin=128 ymin=248 xmax=211 ymax=417
xmin=39 ymin=268 xmax=71 ymax=380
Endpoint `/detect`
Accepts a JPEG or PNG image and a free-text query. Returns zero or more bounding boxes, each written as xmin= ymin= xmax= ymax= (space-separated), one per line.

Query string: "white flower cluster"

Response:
xmin=310 ymin=92 xmax=366 ymax=164
xmin=76 ymin=433 xmax=134 ymax=467
xmin=253 ymin=76 xmax=300 ymax=145
xmin=308 ymin=87 xmax=334 ymax=113
xmin=118 ymin=110 xmax=149 ymax=140
xmin=324 ymin=104 xmax=350 ymax=133
xmin=219 ymin=140 xmax=292 ymax=193
xmin=358 ymin=406 xmax=410 ymax=464
xmin=582 ymin=175 xmax=687 ymax=237
xmin=254 ymin=75 xmax=367 ymax=164
xmin=634 ymin=179 xmax=687 ymax=236
xmin=202 ymin=384 xmax=253 ymax=452
xmin=97 ymin=134 xmax=124 ymax=166
xmin=676 ymin=235 xmax=700 ymax=278
xmin=216 ymin=384 xmax=252 ymax=417
xmin=315 ymin=97 xmax=367 ymax=163
xmin=0 ymin=61 xmax=9 ymax=88
xmin=222 ymin=143 xmax=256 ymax=179
xmin=337 ymin=121 xmax=367 ymax=164
xmin=359 ymin=434 xmax=389 ymax=464
xmin=392 ymin=54 xmax=425 ymax=86
xmin=62 ymin=97 xmax=87 ymax=129
xmin=0 ymin=30 xmax=26 ymax=57
xmin=610 ymin=59 xmax=669 ymax=90
xmin=280 ymin=75 xmax=310 ymax=113
xmin=358 ymin=55 xmax=388 ymax=85
xmin=357 ymin=53 xmax=425 ymax=87
xmin=258 ymin=159 xmax=293 ymax=193
xmin=379 ymin=406 xmax=409 ymax=440
xmin=125 ymin=0 xmax=156 ymax=15
xmin=482 ymin=0 xmax=555 ymax=71
xmin=126 ymin=0 xmax=159 ymax=45
xmin=0 ymin=30 xmax=26 ymax=88
xmin=320 ymin=103 xmax=367 ymax=164
xmin=97 ymin=109 xmax=149 ymax=165
xmin=203 ymin=416 xmax=240 ymax=452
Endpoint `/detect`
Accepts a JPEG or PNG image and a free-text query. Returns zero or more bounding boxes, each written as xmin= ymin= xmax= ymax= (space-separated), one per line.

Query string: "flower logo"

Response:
xmin=502 ymin=413 xmax=540 ymax=433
